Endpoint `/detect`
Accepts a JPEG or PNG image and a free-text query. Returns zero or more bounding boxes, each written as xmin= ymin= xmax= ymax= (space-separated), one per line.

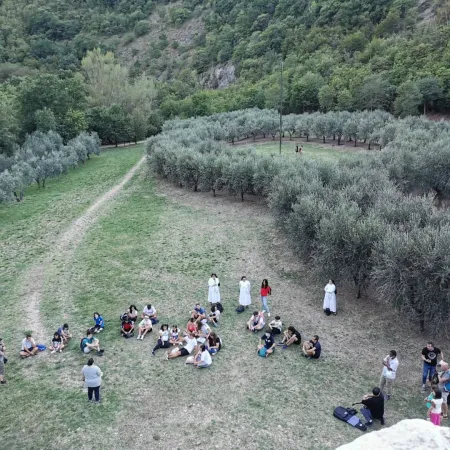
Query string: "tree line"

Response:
xmin=0 ymin=130 xmax=100 ymax=203
xmin=146 ymin=108 xmax=450 ymax=334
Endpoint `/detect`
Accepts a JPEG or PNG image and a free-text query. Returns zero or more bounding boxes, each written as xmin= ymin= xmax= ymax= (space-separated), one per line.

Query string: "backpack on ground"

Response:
xmin=325 ymin=308 xmax=331 ymax=316
xmin=258 ymin=347 xmax=267 ymax=357
xmin=235 ymin=305 xmax=245 ymax=313
xmin=333 ymin=406 xmax=367 ymax=432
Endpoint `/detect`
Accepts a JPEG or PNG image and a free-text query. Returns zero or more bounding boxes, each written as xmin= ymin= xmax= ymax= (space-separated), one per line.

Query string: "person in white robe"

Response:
xmin=323 ymin=280 xmax=337 ymax=315
xmin=239 ymin=276 xmax=251 ymax=307
xmin=208 ymin=273 xmax=221 ymax=304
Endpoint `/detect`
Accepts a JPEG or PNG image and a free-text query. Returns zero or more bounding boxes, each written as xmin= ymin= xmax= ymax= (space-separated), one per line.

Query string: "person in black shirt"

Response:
xmin=421 ymin=342 xmax=443 ymax=392
xmin=257 ymin=330 xmax=275 ymax=358
xmin=360 ymin=387 xmax=385 ymax=426
xmin=278 ymin=326 xmax=301 ymax=349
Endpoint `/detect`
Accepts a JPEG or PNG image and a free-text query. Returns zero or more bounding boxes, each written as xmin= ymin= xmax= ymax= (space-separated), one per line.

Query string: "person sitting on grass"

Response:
xmin=20 ymin=333 xmax=39 ymax=358
xmin=191 ymin=303 xmax=206 ymax=323
xmin=193 ymin=344 xmax=212 ymax=369
xmin=127 ymin=305 xmax=139 ymax=322
xmin=208 ymin=305 xmax=220 ymax=327
xmin=121 ymin=316 xmax=134 ymax=338
xmin=152 ymin=324 xmax=170 ymax=356
xmin=269 ymin=316 xmax=282 ymax=335
xmin=57 ymin=323 xmax=72 ymax=343
xmin=360 ymin=387 xmax=385 ymax=426
xmin=186 ymin=318 xmax=198 ymax=334
xmin=302 ymin=335 xmax=321 ymax=359
xmin=257 ymin=329 xmax=275 ymax=358
xmin=196 ymin=319 xmax=211 ymax=346
xmin=137 ymin=315 xmax=152 ymax=340
xmin=81 ymin=330 xmax=103 ymax=354
xmin=207 ymin=332 xmax=222 ymax=355
xmin=93 ymin=312 xmax=105 ymax=333
xmin=166 ymin=332 xmax=197 ymax=360
xmin=247 ymin=311 xmax=265 ymax=332
xmin=142 ymin=304 xmax=158 ymax=324
xmin=170 ymin=325 xmax=181 ymax=346
xmin=278 ymin=326 xmax=301 ymax=349
xmin=49 ymin=332 xmax=64 ymax=354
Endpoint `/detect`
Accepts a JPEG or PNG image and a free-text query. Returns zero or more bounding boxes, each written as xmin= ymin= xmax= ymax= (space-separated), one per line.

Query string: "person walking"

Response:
xmin=208 ymin=274 xmax=221 ymax=304
xmin=81 ymin=358 xmax=103 ymax=403
xmin=260 ymin=279 xmax=272 ymax=317
xmin=323 ymin=280 xmax=337 ymax=315
xmin=421 ymin=342 xmax=443 ymax=392
xmin=380 ymin=350 xmax=399 ymax=400
xmin=0 ymin=338 xmax=6 ymax=385
xmin=239 ymin=276 xmax=251 ymax=308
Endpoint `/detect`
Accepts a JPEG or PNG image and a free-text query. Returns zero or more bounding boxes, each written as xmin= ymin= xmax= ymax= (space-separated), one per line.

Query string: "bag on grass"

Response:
xmin=151 ymin=318 xmax=159 ymax=325
xmin=333 ymin=406 xmax=366 ymax=432
xmin=235 ymin=305 xmax=245 ymax=314
xmin=258 ymin=347 xmax=267 ymax=357
xmin=216 ymin=302 xmax=224 ymax=313
xmin=325 ymin=308 xmax=331 ymax=316
xmin=431 ymin=372 xmax=440 ymax=385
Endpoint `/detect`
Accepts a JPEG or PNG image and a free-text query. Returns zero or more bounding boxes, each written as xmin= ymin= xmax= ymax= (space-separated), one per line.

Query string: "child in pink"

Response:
xmin=428 ymin=389 xmax=444 ymax=425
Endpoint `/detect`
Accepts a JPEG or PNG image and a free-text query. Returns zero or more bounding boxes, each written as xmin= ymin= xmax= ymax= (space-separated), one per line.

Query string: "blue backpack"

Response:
xmin=258 ymin=347 xmax=267 ymax=357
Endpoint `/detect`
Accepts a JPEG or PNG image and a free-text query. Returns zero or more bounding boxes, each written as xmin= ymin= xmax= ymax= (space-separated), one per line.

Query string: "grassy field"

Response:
xmin=0 ymin=144 xmax=447 ymax=450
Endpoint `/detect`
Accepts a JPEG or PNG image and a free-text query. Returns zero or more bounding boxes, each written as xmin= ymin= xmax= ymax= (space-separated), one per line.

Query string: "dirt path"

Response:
xmin=20 ymin=156 xmax=146 ymax=340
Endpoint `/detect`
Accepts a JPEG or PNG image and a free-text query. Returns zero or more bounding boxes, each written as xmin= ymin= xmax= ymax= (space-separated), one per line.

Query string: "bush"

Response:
xmin=134 ymin=21 xmax=150 ymax=37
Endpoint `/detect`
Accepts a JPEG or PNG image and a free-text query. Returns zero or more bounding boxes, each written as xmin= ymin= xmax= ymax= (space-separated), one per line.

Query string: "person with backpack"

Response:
xmin=421 ymin=342 xmax=443 ymax=392
xmin=260 ymin=279 xmax=272 ymax=317
xmin=81 ymin=358 xmax=103 ymax=403
xmin=380 ymin=350 xmax=399 ymax=400
xmin=239 ymin=276 xmax=251 ymax=308
xmin=81 ymin=330 xmax=103 ymax=354
xmin=208 ymin=273 xmax=221 ymax=305
xmin=257 ymin=329 xmax=275 ymax=358
xmin=360 ymin=387 xmax=385 ymax=426
xmin=437 ymin=361 xmax=450 ymax=419
xmin=323 ymin=280 xmax=337 ymax=316
xmin=152 ymin=324 xmax=170 ymax=356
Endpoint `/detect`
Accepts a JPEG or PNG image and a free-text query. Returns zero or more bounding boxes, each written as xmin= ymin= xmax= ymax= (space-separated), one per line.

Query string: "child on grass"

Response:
xmin=424 ymin=384 xmax=439 ymax=420
xmin=428 ymin=389 xmax=444 ymax=426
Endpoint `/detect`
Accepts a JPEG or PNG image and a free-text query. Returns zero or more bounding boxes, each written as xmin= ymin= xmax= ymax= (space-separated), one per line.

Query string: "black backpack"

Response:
xmin=431 ymin=372 xmax=440 ymax=385
xmin=333 ymin=406 xmax=367 ymax=432
xmin=235 ymin=305 xmax=245 ymax=313
xmin=214 ymin=302 xmax=224 ymax=313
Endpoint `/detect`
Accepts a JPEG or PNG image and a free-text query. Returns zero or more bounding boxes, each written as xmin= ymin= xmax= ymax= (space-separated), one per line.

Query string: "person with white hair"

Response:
xmin=437 ymin=361 xmax=450 ymax=419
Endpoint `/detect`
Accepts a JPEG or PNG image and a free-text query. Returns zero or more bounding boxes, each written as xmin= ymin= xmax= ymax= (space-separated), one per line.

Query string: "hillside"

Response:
xmin=2 ymin=0 xmax=450 ymax=152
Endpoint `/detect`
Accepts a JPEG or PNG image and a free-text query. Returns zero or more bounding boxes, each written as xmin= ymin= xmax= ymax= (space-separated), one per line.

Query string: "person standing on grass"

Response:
xmin=421 ymin=342 xmax=443 ymax=392
xmin=380 ymin=350 xmax=399 ymax=400
xmin=208 ymin=273 xmax=221 ymax=305
xmin=20 ymin=333 xmax=39 ymax=358
xmin=360 ymin=387 xmax=385 ymax=426
xmin=260 ymin=279 xmax=272 ymax=317
xmin=239 ymin=276 xmax=251 ymax=308
xmin=0 ymin=338 xmax=6 ymax=385
xmin=437 ymin=362 xmax=450 ymax=419
xmin=424 ymin=385 xmax=439 ymax=419
xmin=152 ymin=324 xmax=170 ymax=356
xmin=428 ymin=389 xmax=444 ymax=426
xmin=323 ymin=280 xmax=337 ymax=316
xmin=81 ymin=358 xmax=103 ymax=403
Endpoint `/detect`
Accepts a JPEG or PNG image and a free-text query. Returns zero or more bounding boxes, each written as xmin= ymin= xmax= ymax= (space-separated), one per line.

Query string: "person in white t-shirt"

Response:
xmin=166 ymin=332 xmax=197 ymax=360
xmin=197 ymin=319 xmax=211 ymax=345
xmin=428 ymin=389 xmax=444 ymax=426
xmin=142 ymin=304 xmax=157 ymax=323
xmin=194 ymin=344 xmax=212 ymax=368
xmin=380 ymin=350 xmax=399 ymax=400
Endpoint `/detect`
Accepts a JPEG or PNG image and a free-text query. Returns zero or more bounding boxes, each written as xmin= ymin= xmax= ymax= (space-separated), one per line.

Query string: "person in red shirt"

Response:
xmin=260 ymin=279 xmax=272 ymax=317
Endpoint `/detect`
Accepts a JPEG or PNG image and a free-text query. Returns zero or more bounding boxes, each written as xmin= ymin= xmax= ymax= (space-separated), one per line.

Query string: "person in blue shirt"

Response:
xmin=257 ymin=329 xmax=275 ymax=358
xmin=93 ymin=312 xmax=105 ymax=333
xmin=303 ymin=335 xmax=321 ymax=359
xmin=191 ymin=303 xmax=206 ymax=323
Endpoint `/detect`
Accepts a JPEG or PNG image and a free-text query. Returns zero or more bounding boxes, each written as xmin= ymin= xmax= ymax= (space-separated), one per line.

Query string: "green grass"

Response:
xmin=0 ymin=144 xmax=446 ymax=449
xmin=247 ymin=140 xmax=366 ymax=161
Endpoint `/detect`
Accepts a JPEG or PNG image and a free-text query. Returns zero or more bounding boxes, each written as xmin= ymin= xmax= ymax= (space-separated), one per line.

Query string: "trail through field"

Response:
xmin=20 ymin=156 xmax=146 ymax=340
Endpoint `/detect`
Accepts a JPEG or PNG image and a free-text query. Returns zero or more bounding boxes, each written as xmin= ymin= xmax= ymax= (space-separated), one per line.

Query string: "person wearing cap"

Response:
xmin=20 ymin=333 xmax=39 ymax=358
xmin=81 ymin=358 xmax=103 ymax=403
xmin=360 ymin=387 xmax=385 ymax=426
xmin=0 ymin=338 xmax=6 ymax=384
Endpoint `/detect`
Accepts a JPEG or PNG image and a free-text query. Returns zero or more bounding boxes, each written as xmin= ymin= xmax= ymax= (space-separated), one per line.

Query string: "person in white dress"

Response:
xmin=208 ymin=273 xmax=221 ymax=304
xmin=239 ymin=276 xmax=251 ymax=307
xmin=323 ymin=280 xmax=337 ymax=315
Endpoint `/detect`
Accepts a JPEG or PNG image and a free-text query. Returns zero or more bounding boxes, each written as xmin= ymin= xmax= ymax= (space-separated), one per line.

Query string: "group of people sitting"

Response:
xmin=246 ymin=310 xmax=322 ymax=359
xmin=119 ymin=304 xmax=158 ymax=340
xmin=20 ymin=324 xmax=73 ymax=358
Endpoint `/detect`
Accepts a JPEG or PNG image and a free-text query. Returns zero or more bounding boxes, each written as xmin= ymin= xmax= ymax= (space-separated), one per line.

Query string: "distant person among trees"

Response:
xmin=120 ymin=316 xmax=134 ymax=338
xmin=49 ymin=332 xmax=64 ymax=354
xmin=208 ymin=273 xmax=221 ymax=304
xmin=278 ymin=326 xmax=301 ymax=349
xmin=137 ymin=315 xmax=152 ymax=340
xmin=269 ymin=316 xmax=282 ymax=334
xmin=191 ymin=303 xmax=206 ymax=322
xmin=57 ymin=323 xmax=72 ymax=343
xmin=170 ymin=325 xmax=181 ymax=345
xmin=92 ymin=312 xmax=105 ymax=333
xmin=81 ymin=358 xmax=103 ymax=403
xmin=380 ymin=350 xmax=399 ymax=400
xmin=428 ymin=389 xmax=444 ymax=426
xmin=323 ymin=280 xmax=337 ymax=316
xmin=260 ymin=279 xmax=272 ymax=316
xmin=257 ymin=329 xmax=275 ymax=357
xmin=247 ymin=311 xmax=265 ymax=332
xmin=186 ymin=318 xmax=198 ymax=334
xmin=20 ymin=333 xmax=39 ymax=358
xmin=239 ymin=276 xmax=251 ymax=308
xmin=166 ymin=332 xmax=197 ymax=360
xmin=142 ymin=304 xmax=158 ymax=324
xmin=208 ymin=305 xmax=220 ymax=327
xmin=81 ymin=330 xmax=103 ymax=354
xmin=360 ymin=387 xmax=385 ymax=426
xmin=421 ymin=342 xmax=443 ymax=392
xmin=302 ymin=335 xmax=321 ymax=359
xmin=152 ymin=324 xmax=171 ymax=356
